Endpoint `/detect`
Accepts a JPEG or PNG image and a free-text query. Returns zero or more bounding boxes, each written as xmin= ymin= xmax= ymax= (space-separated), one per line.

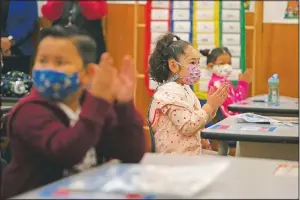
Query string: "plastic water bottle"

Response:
xmin=267 ymin=74 xmax=279 ymax=106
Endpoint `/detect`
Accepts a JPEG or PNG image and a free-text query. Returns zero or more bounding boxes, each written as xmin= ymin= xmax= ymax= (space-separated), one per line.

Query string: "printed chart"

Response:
xmin=144 ymin=1 xmax=246 ymax=97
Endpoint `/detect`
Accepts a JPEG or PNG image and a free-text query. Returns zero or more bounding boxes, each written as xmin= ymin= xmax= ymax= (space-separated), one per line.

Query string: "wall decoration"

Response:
xmin=264 ymin=1 xmax=299 ymax=24
xmin=193 ymin=1 xmax=246 ymax=101
xmin=144 ymin=0 xmax=171 ymax=95
xmin=284 ymin=1 xmax=299 ymax=19
xmin=144 ymin=0 xmax=193 ymax=95
xmin=192 ymin=1 xmax=220 ymax=100
xmin=244 ymin=1 xmax=255 ymax=12
xmin=144 ymin=1 xmax=246 ymax=97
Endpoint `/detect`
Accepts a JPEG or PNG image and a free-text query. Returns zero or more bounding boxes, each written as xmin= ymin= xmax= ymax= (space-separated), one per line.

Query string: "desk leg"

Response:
xmin=218 ymin=141 xmax=229 ymax=156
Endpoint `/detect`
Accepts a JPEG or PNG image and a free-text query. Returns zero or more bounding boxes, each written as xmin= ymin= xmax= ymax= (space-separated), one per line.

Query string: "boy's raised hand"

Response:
xmin=115 ymin=55 xmax=136 ymax=103
xmin=90 ymin=53 xmax=118 ymax=103
xmin=238 ymin=68 xmax=253 ymax=84
xmin=90 ymin=53 xmax=136 ymax=104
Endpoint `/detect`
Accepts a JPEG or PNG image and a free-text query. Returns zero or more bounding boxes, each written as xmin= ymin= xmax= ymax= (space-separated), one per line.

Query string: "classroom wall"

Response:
xmin=105 ymin=3 xmax=149 ymax=121
xmin=105 ymin=2 xmax=299 ymax=148
xmin=256 ymin=23 xmax=298 ymax=97
xmin=105 ymin=3 xmax=152 ymax=150
xmin=254 ymin=2 xmax=299 ymax=98
xmin=38 ymin=2 xmax=299 ymax=150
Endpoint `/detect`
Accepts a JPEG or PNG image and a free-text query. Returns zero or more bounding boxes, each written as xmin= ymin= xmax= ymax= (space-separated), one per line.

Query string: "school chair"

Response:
xmin=146 ymin=120 xmax=156 ymax=153
xmin=0 ymin=151 xmax=8 ymax=169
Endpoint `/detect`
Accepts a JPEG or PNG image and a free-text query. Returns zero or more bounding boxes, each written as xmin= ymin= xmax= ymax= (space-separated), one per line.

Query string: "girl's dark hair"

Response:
xmin=148 ymin=32 xmax=190 ymax=83
xmin=39 ymin=25 xmax=97 ymax=66
xmin=200 ymin=47 xmax=231 ymax=65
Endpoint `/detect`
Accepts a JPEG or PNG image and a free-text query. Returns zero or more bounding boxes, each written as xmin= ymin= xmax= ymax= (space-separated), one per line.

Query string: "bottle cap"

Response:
xmin=268 ymin=74 xmax=279 ymax=84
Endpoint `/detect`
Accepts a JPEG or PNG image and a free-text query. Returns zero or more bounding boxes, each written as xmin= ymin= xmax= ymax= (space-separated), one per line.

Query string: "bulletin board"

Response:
xmin=144 ymin=0 xmax=194 ymax=95
xmin=144 ymin=1 xmax=246 ymax=97
xmin=144 ymin=0 xmax=171 ymax=95
xmin=193 ymin=1 xmax=247 ymax=100
xmin=192 ymin=1 xmax=220 ymax=100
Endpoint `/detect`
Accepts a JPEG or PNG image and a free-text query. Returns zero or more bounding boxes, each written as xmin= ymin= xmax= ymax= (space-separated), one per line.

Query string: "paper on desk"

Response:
xmin=236 ymin=113 xmax=297 ymax=126
xmin=236 ymin=113 xmax=277 ymax=124
xmin=99 ymin=161 xmax=230 ymax=198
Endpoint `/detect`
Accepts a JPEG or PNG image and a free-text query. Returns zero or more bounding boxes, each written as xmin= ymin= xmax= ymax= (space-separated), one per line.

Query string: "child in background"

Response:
xmin=200 ymin=47 xmax=252 ymax=118
xmin=148 ymin=33 xmax=229 ymax=155
xmin=1 ymin=25 xmax=145 ymax=199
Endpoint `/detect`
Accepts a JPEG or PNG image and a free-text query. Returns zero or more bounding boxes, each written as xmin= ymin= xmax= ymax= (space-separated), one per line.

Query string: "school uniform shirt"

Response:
xmin=148 ymin=82 xmax=215 ymax=155
xmin=56 ymin=103 xmax=97 ymax=174
xmin=1 ymin=88 xmax=145 ymax=199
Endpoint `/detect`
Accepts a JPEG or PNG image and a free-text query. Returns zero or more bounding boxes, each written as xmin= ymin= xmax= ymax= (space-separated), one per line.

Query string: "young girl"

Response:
xmin=148 ymin=33 xmax=229 ymax=155
xmin=1 ymin=25 xmax=145 ymax=198
xmin=200 ymin=47 xmax=252 ymax=118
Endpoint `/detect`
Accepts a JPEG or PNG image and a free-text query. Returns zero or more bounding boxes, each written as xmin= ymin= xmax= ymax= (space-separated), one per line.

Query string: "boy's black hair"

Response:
xmin=200 ymin=47 xmax=231 ymax=65
xmin=39 ymin=25 xmax=97 ymax=66
xmin=148 ymin=32 xmax=190 ymax=84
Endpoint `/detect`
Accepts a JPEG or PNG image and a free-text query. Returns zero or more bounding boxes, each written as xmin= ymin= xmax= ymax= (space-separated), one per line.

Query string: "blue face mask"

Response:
xmin=32 ymin=69 xmax=81 ymax=101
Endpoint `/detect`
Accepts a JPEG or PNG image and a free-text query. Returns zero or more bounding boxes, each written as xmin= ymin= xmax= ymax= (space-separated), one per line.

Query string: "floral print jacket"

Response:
xmin=149 ymin=82 xmax=215 ymax=155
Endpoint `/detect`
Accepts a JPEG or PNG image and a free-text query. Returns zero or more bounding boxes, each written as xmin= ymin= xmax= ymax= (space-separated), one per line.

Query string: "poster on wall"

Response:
xmin=284 ymin=1 xmax=299 ymax=19
xmin=193 ymin=1 xmax=246 ymax=100
xmin=244 ymin=1 xmax=255 ymax=12
xmin=263 ymin=1 xmax=299 ymax=24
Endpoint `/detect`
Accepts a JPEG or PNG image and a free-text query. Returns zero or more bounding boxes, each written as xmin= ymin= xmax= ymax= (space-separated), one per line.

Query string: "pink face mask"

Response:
xmin=176 ymin=62 xmax=201 ymax=85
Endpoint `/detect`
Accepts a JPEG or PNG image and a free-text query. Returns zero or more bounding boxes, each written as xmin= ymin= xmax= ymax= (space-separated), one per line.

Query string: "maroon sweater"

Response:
xmin=1 ymin=88 xmax=146 ymax=199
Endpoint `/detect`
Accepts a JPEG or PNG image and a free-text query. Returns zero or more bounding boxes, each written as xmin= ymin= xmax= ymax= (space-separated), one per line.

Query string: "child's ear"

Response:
xmin=207 ymin=62 xmax=214 ymax=69
xmin=81 ymin=63 xmax=97 ymax=85
xmin=168 ymin=59 xmax=179 ymax=73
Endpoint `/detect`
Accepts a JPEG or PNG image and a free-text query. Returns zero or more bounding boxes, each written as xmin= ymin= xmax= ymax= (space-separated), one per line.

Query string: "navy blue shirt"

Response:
xmin=3 ymin=1 xmax=38 ymax=56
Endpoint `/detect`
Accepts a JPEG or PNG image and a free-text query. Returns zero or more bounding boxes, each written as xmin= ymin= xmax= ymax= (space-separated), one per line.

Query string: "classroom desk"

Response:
xmin=201 ymin=115 xmax=299 ymax=161
xmin=142 ymin=154 xmax=298 ymax=199
xmin=228 ymin=95 xmax=299 ymax=117
xmin=13 ymin=154 xmax=298 ymax=199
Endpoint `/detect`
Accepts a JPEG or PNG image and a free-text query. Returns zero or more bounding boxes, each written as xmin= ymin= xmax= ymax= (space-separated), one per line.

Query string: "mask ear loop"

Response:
xmin=164 ymin=61 xmax=182 ymax=84
xmin=173 ymin=61 xmax=184 ymax=82
xmin=171 ymin=73 xmax=181 ymax=82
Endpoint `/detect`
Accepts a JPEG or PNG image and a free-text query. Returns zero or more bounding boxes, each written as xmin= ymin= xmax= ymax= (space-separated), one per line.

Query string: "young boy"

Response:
xmin=1 ymin=25 xmax=146 ymax=198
